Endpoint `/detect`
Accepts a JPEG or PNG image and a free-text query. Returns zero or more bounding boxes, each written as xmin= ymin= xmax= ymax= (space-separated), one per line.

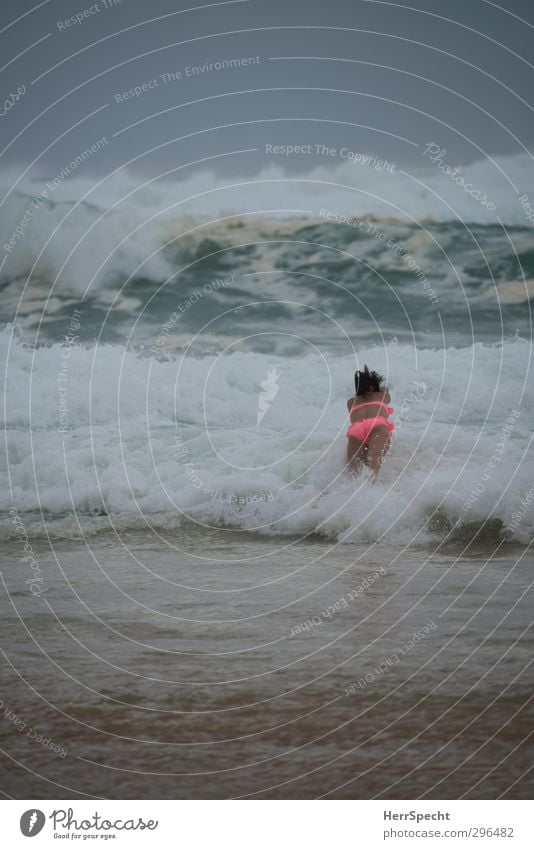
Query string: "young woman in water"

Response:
xmin=346 ymin=365 xmax=394 ymax=479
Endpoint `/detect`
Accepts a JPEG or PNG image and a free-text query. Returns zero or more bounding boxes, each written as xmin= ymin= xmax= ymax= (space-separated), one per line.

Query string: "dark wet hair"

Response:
xmin=355 ymin=365 xmax=383 ymax=396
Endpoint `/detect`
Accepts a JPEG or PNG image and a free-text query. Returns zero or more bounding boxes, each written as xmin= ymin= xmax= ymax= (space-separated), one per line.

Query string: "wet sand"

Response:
xmin=1 ymin=527 xmax=533 ymax=799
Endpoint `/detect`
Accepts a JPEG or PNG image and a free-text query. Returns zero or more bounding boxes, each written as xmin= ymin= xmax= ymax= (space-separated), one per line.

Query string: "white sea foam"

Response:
xmin=1 ymin=328 xmax=532 ymax=543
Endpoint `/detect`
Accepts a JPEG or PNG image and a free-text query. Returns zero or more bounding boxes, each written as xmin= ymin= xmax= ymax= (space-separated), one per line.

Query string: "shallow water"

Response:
xmin=1 ymin=527 xmax=532 ymax=799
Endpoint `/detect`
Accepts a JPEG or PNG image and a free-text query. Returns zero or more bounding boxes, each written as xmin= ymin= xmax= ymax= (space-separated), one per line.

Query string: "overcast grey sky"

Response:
xmin=1 ymin=0 xmax=534 ymax=181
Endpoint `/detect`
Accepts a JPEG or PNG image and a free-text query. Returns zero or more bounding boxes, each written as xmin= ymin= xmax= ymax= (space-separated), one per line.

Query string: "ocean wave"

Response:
xmin=1 ymin=152 xmax=534 ymax=298
xmin=1 ymin=329 xmax=532 ymax=544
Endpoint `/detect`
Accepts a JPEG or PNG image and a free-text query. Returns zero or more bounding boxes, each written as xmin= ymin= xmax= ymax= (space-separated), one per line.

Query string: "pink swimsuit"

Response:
xmin=346 ymin=401 xmax=395 ymax=444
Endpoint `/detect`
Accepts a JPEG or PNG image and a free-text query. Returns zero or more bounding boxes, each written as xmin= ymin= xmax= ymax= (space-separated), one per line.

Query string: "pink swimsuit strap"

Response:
xmin=350 ymin=400 xmax=393 ymax=416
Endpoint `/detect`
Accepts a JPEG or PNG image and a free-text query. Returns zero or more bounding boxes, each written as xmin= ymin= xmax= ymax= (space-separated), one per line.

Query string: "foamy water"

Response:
xmin=1 ymin=152 xmax=532 ymax=545
xmin=2 ymin=329 xmax=532 ymax=544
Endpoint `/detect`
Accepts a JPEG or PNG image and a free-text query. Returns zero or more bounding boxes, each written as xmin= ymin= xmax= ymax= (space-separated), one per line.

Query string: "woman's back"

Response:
xmin=347 ymin=389 xmax=391 ymax=423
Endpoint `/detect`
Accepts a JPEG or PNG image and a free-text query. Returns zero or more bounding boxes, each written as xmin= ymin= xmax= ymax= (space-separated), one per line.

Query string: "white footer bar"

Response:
xmin=3 ymin=799 xmax=532 ymax=848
